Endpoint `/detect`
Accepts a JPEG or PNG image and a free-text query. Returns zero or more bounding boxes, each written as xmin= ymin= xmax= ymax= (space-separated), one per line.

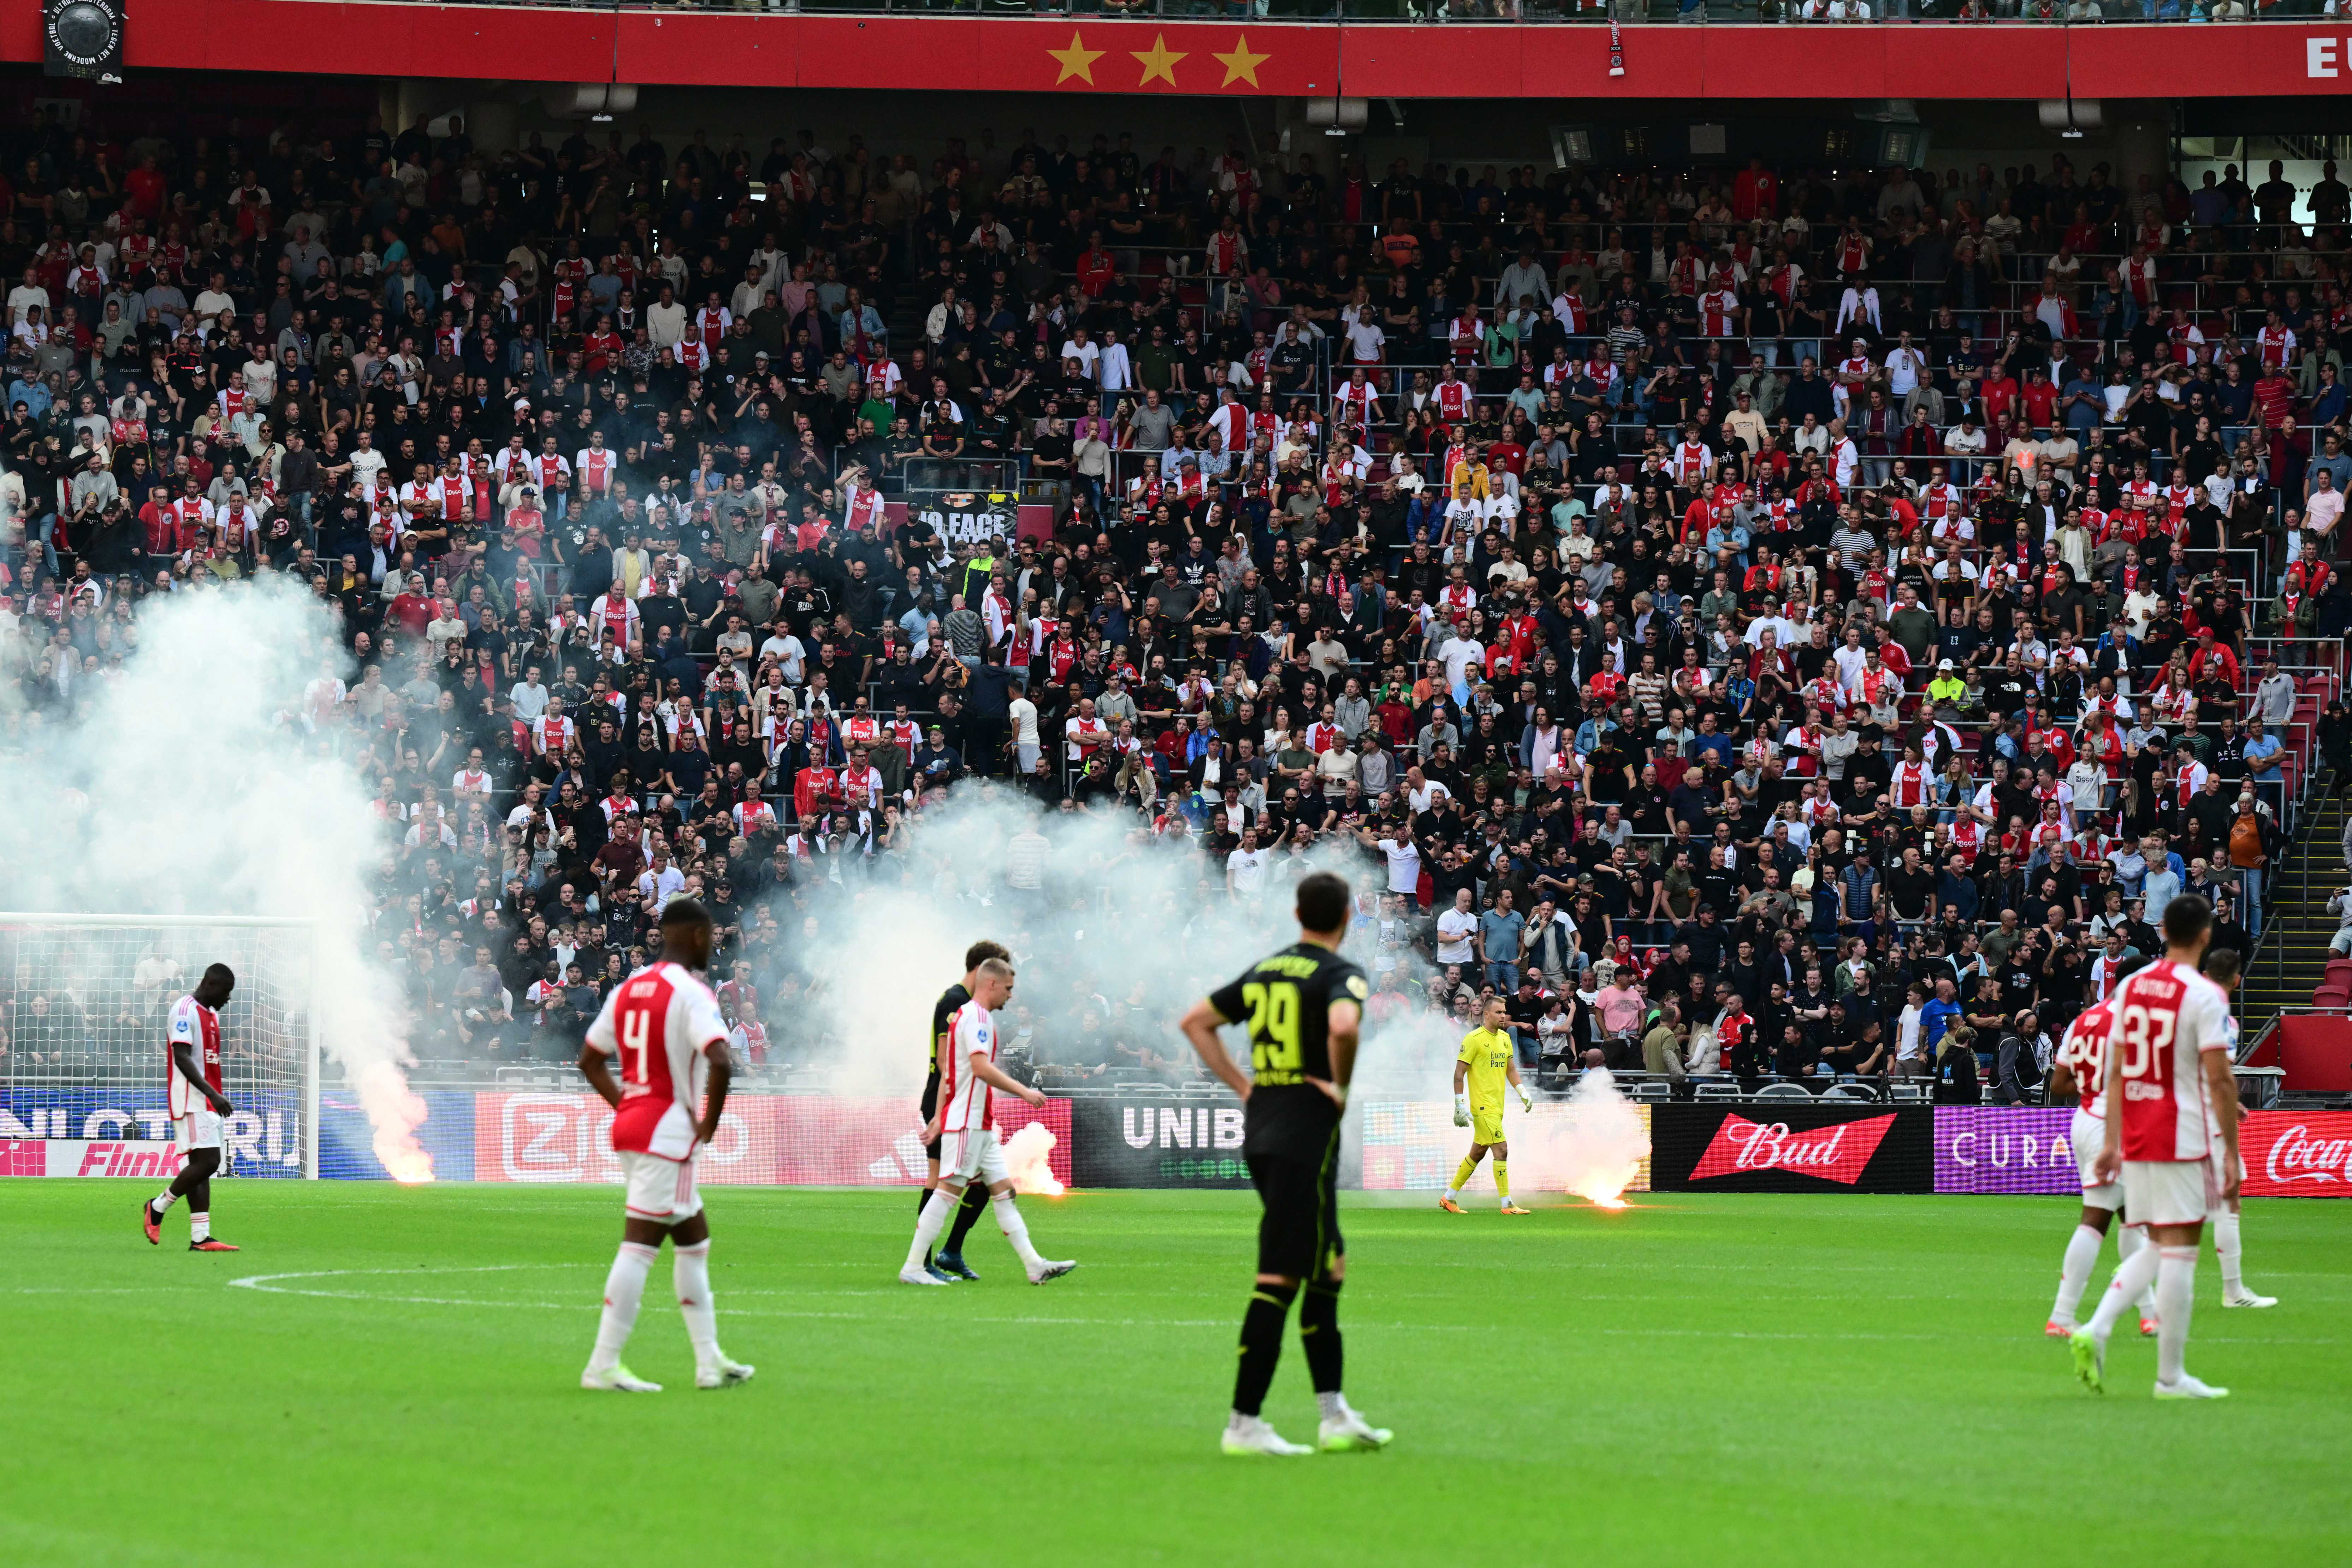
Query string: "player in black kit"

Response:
xmin=1180 ymin=870 xmax=1393 ymax=1458
xmin=918 ymin=940 xmax=1008 ymax=1281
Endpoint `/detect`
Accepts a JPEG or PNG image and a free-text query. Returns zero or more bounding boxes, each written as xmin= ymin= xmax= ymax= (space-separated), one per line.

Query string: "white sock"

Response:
xmin=992 ymin=1192 xmax=1044 ymax=1270
xmin=2051 ymin=1224 xmax=2104 ymax=1324
xmin=1444 ymin=1186 xmax=1461 ymax=1201
xmin=2116 ymin=1223 xmax=2158 ymax=1312
xmin=151 ymin=1190 xmax=178 ymax=1214
xmin=1316 ymin=1390 xmax=1349 ymax=1421
xmin=190 ymin=1211 xmax=210 ymax=1243
xmin=2086 ymin=1234 xmax=2162 ymax=1342
xmin=2155 ymin=1245 xmax=2197 ymax=1385
xmin=2211 ymin=1208 xmax=2244 ymax=1294
xmin=674 ymin=1241 xmax=721 ymax=1369
xmin=588 ymin=1241 xmax=658 ymax=1372
xmin=1227 ymin=1409 xmax=1257 ymax=1432
xmin=904 ymin=1189 xmax=954 ymax=1272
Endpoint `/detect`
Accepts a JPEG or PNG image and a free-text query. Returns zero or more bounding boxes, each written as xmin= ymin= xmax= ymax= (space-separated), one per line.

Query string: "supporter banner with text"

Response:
xmin=1932 ymin=1107 xmax=2080 ymax=1195
xmin=1651 ymin=1103 xmax=1932 ymax=1194
xmin=1069 ymin=1097 xmax=1252 ymax=1188
xmin=1358 ymin=1099 xmax=1653 ymax=1194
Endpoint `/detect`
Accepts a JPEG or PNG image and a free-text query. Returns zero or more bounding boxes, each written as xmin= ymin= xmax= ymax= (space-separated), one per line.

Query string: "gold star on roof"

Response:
xmin=1131 ymin=32 xmax=1187 ymax=88
xmin=1213 ymin=32 xmax=1270 ymax=88
xmin=1048 ymin=30 xmax=1104 ymax=86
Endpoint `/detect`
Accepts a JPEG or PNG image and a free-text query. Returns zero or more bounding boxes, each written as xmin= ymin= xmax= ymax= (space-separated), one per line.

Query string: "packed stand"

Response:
xmin=0 ymin=111 xmax=2345 ymax=1098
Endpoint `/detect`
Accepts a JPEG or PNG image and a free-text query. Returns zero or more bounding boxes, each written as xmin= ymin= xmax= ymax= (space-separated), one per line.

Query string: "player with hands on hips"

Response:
xmin=576 ymin=898 xmax=756 ymax=1393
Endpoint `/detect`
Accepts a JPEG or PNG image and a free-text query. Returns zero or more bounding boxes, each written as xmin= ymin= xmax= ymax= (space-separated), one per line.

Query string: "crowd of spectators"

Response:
xmin=4 ymin=104 xmax=2348 ymax=1097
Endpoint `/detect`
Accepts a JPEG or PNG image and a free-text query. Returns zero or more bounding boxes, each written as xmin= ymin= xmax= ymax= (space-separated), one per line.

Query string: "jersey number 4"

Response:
xmin=2114 ymin=1003 xmax=2174 ymax=1083
xmin=620 ymin=1008 xmax=652 ymax=1085
xmin=1240 ymin=981 xmax=1302 ymax=1079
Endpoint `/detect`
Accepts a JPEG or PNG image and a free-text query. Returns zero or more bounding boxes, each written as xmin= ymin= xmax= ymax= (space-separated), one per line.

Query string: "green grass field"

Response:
xmin=3 ymin=1182 xmax=2345 ymax=1567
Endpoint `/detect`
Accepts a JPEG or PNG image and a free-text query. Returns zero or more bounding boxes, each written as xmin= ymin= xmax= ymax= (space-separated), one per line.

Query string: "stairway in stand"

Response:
xmin=2240 ymin=788 xmax=2348 ymax=1030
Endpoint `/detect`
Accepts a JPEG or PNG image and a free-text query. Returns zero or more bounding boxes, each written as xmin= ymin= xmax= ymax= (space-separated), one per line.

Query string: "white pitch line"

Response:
xmin=207 ymin=1267 xmax=2342 ymax=1343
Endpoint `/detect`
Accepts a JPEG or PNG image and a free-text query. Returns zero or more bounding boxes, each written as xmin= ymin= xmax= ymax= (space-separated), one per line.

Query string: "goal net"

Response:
xmin=0 ymin=915 xmax=319 ymax=1178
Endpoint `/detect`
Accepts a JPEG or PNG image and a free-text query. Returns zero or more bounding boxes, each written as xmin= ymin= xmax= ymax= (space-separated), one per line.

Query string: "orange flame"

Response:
xmin=354 ymin=1059 xmax=435 ymax=1183
xmin=1003 ymin=1123 xmax=1064 ymax=1196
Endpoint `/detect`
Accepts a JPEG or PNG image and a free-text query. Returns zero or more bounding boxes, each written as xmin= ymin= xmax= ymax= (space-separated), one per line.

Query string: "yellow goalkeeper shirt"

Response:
xmin=1457 ymin=1026 xmax=1515 ymax=1108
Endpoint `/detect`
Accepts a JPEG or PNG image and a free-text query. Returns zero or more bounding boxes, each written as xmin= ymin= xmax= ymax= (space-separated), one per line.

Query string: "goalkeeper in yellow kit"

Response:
xmin=1440 ymin=996 xmax=1533 ymax=1215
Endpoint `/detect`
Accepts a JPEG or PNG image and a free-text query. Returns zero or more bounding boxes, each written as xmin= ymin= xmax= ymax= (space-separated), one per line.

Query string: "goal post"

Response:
xmin=0 ymin=914 xmax=321 ymax=1179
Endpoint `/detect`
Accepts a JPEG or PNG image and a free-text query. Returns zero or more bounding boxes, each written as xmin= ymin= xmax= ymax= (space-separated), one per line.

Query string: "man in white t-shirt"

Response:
xmin=1225 ymin=829 xmax=1271 ymax=901
xmin=1008 ymin=683 xmax=1042 ymax=774
xmin=1436 ymin=889 xmax=1479 ymax=968
xmin=1358 ymin=823 xmax=1423 ymax=903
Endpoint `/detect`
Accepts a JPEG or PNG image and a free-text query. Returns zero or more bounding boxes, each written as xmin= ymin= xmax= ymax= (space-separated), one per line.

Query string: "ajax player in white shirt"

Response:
xmin=2042 ymin=995 xmax=2157 ymax=1339
xmin=2069 ymin=894 xmax=2241 ymax=1399
xmin=141 ymin=964 xmax=241 ymax=1251
xmin=576 ymin=898 xmax=756 ymax=1392
xmin=898 ymin=957 xmax=1076 ymax=1287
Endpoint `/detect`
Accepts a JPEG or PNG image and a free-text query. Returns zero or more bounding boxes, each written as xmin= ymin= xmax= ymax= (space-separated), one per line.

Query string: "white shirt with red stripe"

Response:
xmin=2060 ymin=999 xmax=2117 ymax=1117
xmin=937 ymin=998 xmax=1001 ymax=1134
xmin=166 ymin=994 xmax=222 ymax=1118
xmin=574 ymin=446 xmax=617 ymax=498
xmin=2102 ymin=959 xmax=2232 ymax=1162
xmin=585 ymin=961 xmax=730 ymax=1162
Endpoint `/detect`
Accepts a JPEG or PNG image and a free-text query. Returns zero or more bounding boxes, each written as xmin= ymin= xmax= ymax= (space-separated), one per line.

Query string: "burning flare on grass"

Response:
xmin=1005 ymin=1123 xmax=1065 ymax=1196
xmin=354 ymin=1060 xmax=434 ymax=1184
xmin=1558 ymin=1068 xmax=1650 ymax=1209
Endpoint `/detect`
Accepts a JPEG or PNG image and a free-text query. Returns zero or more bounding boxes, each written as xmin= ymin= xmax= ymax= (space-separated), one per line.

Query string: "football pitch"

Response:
xmin=4 ymin=1183 xmax=2346 ymax=1568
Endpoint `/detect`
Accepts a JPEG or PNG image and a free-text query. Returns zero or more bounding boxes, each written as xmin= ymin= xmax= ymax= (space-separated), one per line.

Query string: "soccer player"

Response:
xmin=1180 ymin=870 xmax=1393 ymax=1458
xmin=142 ymin=964 xmax=240 ymax=1252
xmin=2069 ymin=894 xmax=2239 ymax=1399
xmin=2199 ymin=948 xmax=2276 ymax=1309
xmin=576 ymin=898 xmax=756 ymax=1393
xmin=2042 ymin=993 xmax=2154 ymax=1337
xmin=919 ymin=941 xmax=1011 ymax=1283
xmin=1440 ymin=995 xmax=1535 ymax=1215
xmin=898 ymin=957 xmax=1075 ymax=1288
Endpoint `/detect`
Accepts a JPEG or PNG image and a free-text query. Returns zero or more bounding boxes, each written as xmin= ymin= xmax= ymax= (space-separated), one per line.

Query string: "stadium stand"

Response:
xmin=3 ymin=103 xmax=2349 ymax=1103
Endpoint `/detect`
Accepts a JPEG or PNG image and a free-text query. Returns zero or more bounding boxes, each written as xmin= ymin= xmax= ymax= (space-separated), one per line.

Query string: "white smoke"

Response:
xmin=1549 ymin=1067 xmax=1652 ymax=1207
xmin=0 ymin=576 xmax=434 ymax=1180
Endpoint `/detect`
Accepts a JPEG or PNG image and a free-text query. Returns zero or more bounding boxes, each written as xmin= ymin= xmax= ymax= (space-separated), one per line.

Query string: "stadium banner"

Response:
xmin=1932 ymin=1107 xmax=2080 ymax=1195
xmin=1 ymin=1138 xmax=184 ymax=1178
xmin=1651 ymin=1103 xmax=1932 ymax=1194
xmin=1070 ymin=1097 xmax=1251 ymax=1189
xmin=2241 ymin=1111 xmax=2352 ymax=1197
xmin=904 ymin=490 xmax=1020 ymax=550
xmin=769 ymin=1095 xmax=1071 ymax=1187
xmin=320 ymin=1088 xmax=478 ymax=1182
xmin=42 ymin=0 xmax=124 ymax=83
xmin=0 ymin=1088 xmax=304 ymax=1176
xmin=24 ymin=9 xmax=2352 ymax=100
xmin=1358 ymin=1099 xmax=1653 ymax=1194
xmin=472 ymin=1091 xmax=780 ymax=1187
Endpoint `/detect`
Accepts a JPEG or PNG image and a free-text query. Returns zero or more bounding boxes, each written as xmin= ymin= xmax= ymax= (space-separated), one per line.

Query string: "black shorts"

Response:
xmin=921 ymin=1070 xmax=942 ymax=1159
xmin=1249 ymin=1131 xmax=1343 ymax=1282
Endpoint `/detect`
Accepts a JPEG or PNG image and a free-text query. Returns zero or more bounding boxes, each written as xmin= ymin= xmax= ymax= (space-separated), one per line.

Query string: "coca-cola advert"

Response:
xmin=2240 ymin=1111 xmax=2352 ymax=1198
xmin=1932 ymin=1107 xmax=2081 ymax=1195
xmin=1652 ymin=1103 xmax=1932 ymax=1193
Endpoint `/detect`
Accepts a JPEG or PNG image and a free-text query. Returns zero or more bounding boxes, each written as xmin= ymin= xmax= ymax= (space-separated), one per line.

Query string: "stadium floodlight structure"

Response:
xmin=0 ymin=914 xmax=321 ymax=1178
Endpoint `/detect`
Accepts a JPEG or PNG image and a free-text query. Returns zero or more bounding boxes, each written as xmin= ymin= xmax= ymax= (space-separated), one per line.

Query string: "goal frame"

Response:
xmin=0 ymin=912 xmax=324 ymax=1179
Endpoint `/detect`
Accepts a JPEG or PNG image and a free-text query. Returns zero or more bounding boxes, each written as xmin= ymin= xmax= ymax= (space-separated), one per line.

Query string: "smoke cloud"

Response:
xmin=0 ymin=577 xmax=434 ymax=1181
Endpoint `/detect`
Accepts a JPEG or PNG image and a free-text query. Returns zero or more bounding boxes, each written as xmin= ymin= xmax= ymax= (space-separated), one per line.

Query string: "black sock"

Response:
xmin=943 ymin=1183 xmax=990 ymax=1255
xmin=1231 ymin=1282 xmax=1297 ymax=1418
xmin=1299 ymin=1278 xmax=1344 ymax=1395
xmin=919 ymin=1186 xmax=937 ymax=1268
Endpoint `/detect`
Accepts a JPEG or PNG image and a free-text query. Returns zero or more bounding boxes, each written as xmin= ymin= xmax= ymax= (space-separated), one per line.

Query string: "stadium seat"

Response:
xmin=1694 ymin=1081 xmax=1745 ymax=1101
xmin=1820 ymin=1083 xmax=1877 ymax=1101
xmin=1755 ymin=1082 xmax=1814 ymax=1099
